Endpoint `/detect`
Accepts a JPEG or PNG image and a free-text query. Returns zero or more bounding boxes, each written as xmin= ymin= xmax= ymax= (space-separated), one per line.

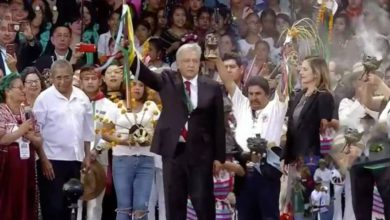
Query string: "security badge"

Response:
xmin=19 ymin=140 xmax=30 ymax=160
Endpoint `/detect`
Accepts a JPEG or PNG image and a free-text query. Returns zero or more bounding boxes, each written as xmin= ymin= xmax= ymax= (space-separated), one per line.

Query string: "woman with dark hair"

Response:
xmin=211 ymin=6 xmax=236 ymax=38
xmin=330 ymin=12 xmax=360 ymax=70
xmin=20 ymin=66 xmax=46 ymax=107
xmin=259 ymin=8 xmax=281 ymax=64
xmin=31 ymin=0 xmax=53 ymax=54
xmin=135 ymin=20 xmax=153 ymax=54
xmin=97 ymin=11 xmax=120 ymax=59
xmin=140 ymin=11 xmax=157 ymax=35
xmin=154 ymin=8 xmax=167 ymax=36
xmin=219 ymin=33 xmax=240 ymax=57
xmin=0 ymin=73 xmax=44 ymax=220
xmin=246 ymin=40 xmax=273 ymax=81
xmin=102 ymin=64 xmax=126 ymax=101
xmin=238 ymin=13 xmax=261 ymax=57
xmin=160 ymin=5 xmax=190 ymax=64
xmin=9 ymin=0 xmax=34 ymax=22
xmin=101 ymin=80 xmax=159 ymax=220
xmin=146 ymin=37 xmax=170 ymax=73
xmin=276 ymin=13 xmax=291 ymax=35
xmin=81 ymin=1 xmax=99 ymax=46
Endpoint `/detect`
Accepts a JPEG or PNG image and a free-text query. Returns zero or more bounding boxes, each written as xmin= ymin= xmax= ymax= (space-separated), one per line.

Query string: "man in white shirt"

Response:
xmin=313 ymin=159 xmax=332 ymax=196
xmin=76 ymin=66 xmax=120 ymax=220
xmin=33 ymin=60 xmax=94 ymax=220
xmin=218 ymin=54 xmax=287 ymax=220
xmin=311 ymin=182 xmax=332 ymax=220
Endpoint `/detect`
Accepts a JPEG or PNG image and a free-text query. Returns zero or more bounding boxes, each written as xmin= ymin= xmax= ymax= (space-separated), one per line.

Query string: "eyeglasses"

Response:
xmin=25 ymin=80 xmax=40 ymax=85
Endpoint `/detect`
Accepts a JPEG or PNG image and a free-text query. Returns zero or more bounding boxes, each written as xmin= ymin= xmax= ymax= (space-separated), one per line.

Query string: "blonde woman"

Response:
xmin=283 ymin=56 xmax=335 ymax=164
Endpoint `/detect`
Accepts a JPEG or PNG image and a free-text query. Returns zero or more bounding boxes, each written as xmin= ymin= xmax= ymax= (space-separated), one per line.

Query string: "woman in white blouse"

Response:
xmin=103 ymin=80 xmax=160 ymax=220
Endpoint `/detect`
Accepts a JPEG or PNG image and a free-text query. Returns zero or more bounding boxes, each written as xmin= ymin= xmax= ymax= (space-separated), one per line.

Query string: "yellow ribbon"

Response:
xmin=124 ymin=4 xmax=136 ymax=65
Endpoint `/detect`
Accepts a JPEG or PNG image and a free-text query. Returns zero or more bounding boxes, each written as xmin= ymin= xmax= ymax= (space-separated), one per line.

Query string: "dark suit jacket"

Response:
xmin=131 ymin=59 xmax=226 ymax=164
xmin=34 ymin=49 xmax=73 ymax=73
xmin=283 ymin=89 xmax=334 ymax=163
xmin=0 ymin=40 xmax=42 ymax=74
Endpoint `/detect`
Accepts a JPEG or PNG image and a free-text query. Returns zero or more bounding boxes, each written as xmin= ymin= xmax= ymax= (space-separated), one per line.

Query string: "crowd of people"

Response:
xmin=0 ymin=0 xmax=390 ymax=220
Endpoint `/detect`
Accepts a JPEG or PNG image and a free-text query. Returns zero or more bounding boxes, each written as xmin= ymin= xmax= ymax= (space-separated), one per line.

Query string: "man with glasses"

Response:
xmin=33 ymin=60 xmax=94 ymax=220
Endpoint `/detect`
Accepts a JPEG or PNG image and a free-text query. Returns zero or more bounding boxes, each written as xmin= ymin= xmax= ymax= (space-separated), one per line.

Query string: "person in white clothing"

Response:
xmin=313 ymin=159 xmax=332 ymax=196
xmin=97 ymin=12 xmax=120 ymax=58
xmin=311 ymin=182 xmax=332 ymax=220
xmin=101 ymin=80 xmax=160 ymax=220
xmin=337 ymin=70 xmax=390 ymax=220
xmin=33 ymin=60 xmax=95 ymax=220
xmin=217 ymin=54 xmax=287 ymax=220
xmin=76 ymin=66 xmax=120 ymax=220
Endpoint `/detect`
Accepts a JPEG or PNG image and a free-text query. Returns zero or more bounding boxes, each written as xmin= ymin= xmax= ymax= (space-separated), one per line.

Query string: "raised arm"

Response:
xmin=130 ymin=56 xmax=164 ymax=92
xmin=213 ymin=57 xmax=237 ymax=97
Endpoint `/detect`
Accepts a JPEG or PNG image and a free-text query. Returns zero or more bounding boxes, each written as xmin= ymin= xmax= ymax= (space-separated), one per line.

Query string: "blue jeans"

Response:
xmin=113 ymin=155 xmax=155 ymax=220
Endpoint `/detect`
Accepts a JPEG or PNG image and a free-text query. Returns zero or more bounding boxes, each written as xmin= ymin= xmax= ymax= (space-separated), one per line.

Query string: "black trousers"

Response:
xmin=236 ymin=168 xmax=280 ymax=220
xmin=162 ymin=143 xmax=215 ymax=220
xmin=350 ymin=165 xmax=390 ymax=220
xmin=37 ymin=160 xmax=82 ymax=220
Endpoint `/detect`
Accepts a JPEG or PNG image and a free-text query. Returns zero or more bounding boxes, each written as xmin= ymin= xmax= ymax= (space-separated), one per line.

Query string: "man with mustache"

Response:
xmin=218 ymin=54 xmax=288 ymax=220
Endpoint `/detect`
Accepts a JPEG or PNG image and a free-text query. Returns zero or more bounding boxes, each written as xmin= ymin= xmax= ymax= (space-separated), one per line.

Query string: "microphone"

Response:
xmin=24 ymin=106 xmax=33 ymax=120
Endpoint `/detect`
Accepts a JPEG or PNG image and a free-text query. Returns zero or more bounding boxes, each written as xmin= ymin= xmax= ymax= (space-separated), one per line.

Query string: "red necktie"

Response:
xmin=181 ymin=81 xmax=191 ymax=140
xmin=184 ymin=81 xmax=191 ymax=97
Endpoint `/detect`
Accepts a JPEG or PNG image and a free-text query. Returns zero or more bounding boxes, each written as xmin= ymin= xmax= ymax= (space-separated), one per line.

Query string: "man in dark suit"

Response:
xmin=130 ymin=43 xmax=226 ymax=220
xmin=35 ymin=25 xmax=84 ymax=73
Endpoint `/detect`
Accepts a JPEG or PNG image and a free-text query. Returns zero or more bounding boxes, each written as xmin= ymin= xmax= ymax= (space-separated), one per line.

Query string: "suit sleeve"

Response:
xmin=318 ymin=92 xmax=335 ymax=121
xmin=214 ymin=84 xmax=226 ymax=163
xmin=17 ymin=40 xmax=42 ymax=71
xmin=130 ymin=56 xmax=163 ymax=92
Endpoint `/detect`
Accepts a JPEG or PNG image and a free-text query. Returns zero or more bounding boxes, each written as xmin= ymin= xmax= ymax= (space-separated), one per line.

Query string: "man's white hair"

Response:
xmin=176 ymin=43 xmax=202 ymax=61
xmin=50 ymin=59 xmax=74 ymax=77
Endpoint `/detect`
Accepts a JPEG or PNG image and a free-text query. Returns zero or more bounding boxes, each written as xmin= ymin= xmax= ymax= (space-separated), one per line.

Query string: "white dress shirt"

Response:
xmin=182 ymin=75 xmax=198 ymax=109
xmin=231 ymin=88 xmax=287 ymax=152
xmin=33 ymin=86 xmax=94 ymax=161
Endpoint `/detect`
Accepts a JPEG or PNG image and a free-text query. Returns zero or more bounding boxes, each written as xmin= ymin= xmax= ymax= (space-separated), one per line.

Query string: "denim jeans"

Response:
xmin=113 ymin=155 xmax=155 ymax=220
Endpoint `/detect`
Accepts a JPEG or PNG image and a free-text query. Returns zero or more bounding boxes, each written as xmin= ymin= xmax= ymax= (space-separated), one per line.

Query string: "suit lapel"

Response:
xmin=298 ymin=92 xmax=319 ymax=123
xmin=197 ymin=75 xmax=206 ymax=111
